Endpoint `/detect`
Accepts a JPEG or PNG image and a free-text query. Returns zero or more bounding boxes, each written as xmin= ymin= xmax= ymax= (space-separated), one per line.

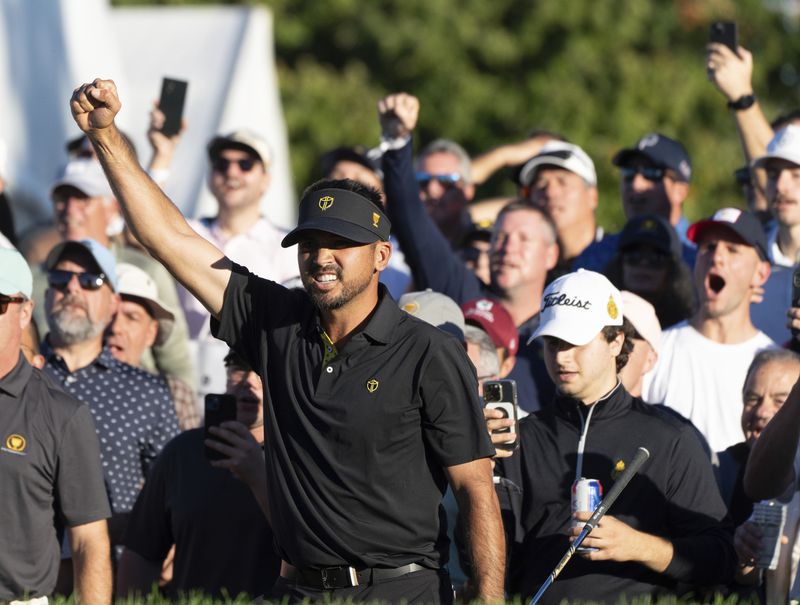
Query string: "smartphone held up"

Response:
xmin=483 ymin=379 xmax=520 ymax=451
xmin=204 ymin=393 xmax=237 ymax=461
xmin=157 ymin=77 xmax=188 ymax=137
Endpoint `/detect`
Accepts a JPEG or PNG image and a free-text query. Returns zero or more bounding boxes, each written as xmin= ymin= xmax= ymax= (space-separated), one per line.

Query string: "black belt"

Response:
xmin=282 ymin=562 xmax=427 ymax=589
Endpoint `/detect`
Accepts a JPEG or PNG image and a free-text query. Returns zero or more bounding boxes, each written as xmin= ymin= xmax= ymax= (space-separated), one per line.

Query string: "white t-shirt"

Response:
xmin=181 ymin=216 xmax=299 ymax=399
xmin=642 ymin=321 xmax=776 ymax=452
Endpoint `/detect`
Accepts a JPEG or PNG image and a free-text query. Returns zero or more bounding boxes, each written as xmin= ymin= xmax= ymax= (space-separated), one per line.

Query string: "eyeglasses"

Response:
xmin=212 ymin=157 xmax=258 ymax=174
xmin=0 ymin=296 xmax=25 ymax=315
xmin=415 ymin=172 xmax=462 ymax=190
xmin=47 ymin=270 xmax=107 ymax=292
xmin=622 ymin=248 xmax=670 ymax=268
xmin=620 ymin=166 xmax=666 ymax=183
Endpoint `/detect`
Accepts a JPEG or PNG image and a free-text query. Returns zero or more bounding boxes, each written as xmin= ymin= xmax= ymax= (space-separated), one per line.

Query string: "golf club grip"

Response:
xmin=586 ymin=446 xmax=650 ymax=529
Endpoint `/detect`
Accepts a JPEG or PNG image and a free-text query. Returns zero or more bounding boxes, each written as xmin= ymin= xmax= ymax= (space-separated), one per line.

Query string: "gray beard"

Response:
xmin=48 ymin=309 xmax=105 ymax=345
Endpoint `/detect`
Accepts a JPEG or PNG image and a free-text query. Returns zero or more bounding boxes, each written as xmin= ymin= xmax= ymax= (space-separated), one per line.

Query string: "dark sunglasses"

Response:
xmin=620 ymin=166 xmax=666 ymax=183
xmin=415 ymin=171 xmax=462 ymax=190
xmin=622 ymin=248 xmax=670 ymax=268
xmin=0 ymin=296 xmax=25 ymax=315
xmin=47 ymin=269 xmax=107 ymax=292
xmin=212 ymin=157 xmax=258 ymax=174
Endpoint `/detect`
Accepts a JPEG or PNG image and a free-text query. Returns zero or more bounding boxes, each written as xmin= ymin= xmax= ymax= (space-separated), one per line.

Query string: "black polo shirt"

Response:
xmin=0 ymin=354 xmax=110 ymax=601
xmin=212 ymin=264 xmax=494 ymax=569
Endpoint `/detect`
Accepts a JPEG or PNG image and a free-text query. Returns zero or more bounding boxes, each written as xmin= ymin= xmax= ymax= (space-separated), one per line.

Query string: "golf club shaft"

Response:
xmin=528 ymin=447 xmax=651 ymax=605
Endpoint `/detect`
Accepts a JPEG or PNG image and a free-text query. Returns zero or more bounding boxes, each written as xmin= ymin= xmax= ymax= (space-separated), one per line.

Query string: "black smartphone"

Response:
xmin=204 ymin=393 xmax=237 ymax=461
xmin=157 ymin=77 xmax=188 ymax=137
xmin=483 ymin=379 xmax=519 ymax=451
xmin=709 ymin=21 xmax=738 ymax=54
xmin=792 ymin=267 xmax=800 ymax=338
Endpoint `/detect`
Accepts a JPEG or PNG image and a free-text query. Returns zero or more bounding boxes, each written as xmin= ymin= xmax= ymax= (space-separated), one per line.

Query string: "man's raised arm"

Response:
xmin=70 ymin=78 xmax=231 ymax=318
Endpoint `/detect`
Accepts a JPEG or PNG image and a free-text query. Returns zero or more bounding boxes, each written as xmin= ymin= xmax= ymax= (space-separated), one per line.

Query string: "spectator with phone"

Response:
xmin=107 ymin=263 xmax=199 ymax=431
xmin=496 ymin=269 xmax=736 ymax=603
xmin=39 ymin=239 xmax=178 ymax=571
xmin=378 ymin=92 xmax=558 ymax=413
xmin=642 ymin=208 xmax=775 ymax=452
xmin=117 ymin=351 xmax=279 ymax=599
xmin=180 ymin=130 xmax=298 ymax=404
xmin=0 ymin=248 xmax=112 ymax=605
xmin=71 ymin=78 xmax=504 ymax=604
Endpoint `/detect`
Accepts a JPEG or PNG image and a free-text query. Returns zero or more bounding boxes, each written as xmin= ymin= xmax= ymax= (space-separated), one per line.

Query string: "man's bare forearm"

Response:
xmin=69 ymin=523 xmax=112 ymax=605
xmin=451 ymin=463 xmax=506 ymax=602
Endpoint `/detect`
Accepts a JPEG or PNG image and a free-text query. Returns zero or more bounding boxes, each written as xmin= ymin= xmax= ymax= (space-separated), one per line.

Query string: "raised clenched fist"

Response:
xmin=70 ymin=78 xmax=122 ymax=133
xmin=377 ymin=93 xmax=420 ymax=139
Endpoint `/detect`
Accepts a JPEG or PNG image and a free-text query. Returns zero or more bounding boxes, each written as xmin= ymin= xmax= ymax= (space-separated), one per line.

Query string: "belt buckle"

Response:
xmin=320 ymin=566 xmax=359 ymax=589
xmin=320 ymin=568 xmax=334 ymax=590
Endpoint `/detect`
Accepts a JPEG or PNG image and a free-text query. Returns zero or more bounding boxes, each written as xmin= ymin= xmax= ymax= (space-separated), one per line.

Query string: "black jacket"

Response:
xmin=497 ymin=384 xmax=736 ymax=604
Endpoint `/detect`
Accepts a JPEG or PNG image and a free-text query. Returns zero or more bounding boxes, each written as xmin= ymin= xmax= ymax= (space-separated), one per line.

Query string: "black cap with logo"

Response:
xmin=281 ymin=187 xmax=391 ymax=248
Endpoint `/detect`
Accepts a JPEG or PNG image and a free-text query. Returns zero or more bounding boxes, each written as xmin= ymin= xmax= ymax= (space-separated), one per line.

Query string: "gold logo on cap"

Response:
xmin=366 ymin=379 xmax=379 ymax=393
xmin=402 ymin=302 xmax=419 ymax=314
xmin=607 ymin=295 xmax=618 ymax=320
xmin=5 ymin=434 xmax=26 ymax=452
xmin=372 ymin=212 xmax=380 ymax=228
xmin=642 ymin=219 xmax=656 ymax=231
xmin=319 ymin=195 xmax=334 ymax=211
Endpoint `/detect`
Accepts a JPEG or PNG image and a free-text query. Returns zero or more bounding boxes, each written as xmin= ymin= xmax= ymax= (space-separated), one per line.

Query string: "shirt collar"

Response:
xmin=767 ymin=224 xmax=794 ymax=267
xmin=554 ymin=381 xmax=631 ymax=424
xmin=40 ymin=338 xmax=115 ymax=372
xmin=0 ymin=354 xmax=33 ymax=398
xmin=305 ymin=284 xmax=398 ymax=346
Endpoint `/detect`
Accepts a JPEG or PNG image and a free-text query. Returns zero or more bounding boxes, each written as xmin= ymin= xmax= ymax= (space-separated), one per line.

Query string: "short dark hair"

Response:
xmin=743 ymin=349 xmax=800 ymax=393
xmin=602 ymin=319 xmax=635 ymax=373
xmin=302 ymin=178 xmax=383 ymax=212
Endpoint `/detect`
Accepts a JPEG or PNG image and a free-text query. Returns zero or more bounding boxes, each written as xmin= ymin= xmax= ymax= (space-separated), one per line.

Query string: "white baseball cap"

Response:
xmin=528 ymin=269 xmax=623 ymax=346
xmin=0 ymin=248 xmax=32 ymax=298
xmin=518 ymin=141 xmax=597 ymax=187
xmin=116 ymin=263 xmax=175 ymax=346
xmin=620 ymin=291 xmax=661 ymax=354
xmin=207 ymin=129 xmax=272 ymax=166
xmin=50 ymin=159 xmax=113 ymax=199
xmin=753 ymin=124 xmax=800 ymax=169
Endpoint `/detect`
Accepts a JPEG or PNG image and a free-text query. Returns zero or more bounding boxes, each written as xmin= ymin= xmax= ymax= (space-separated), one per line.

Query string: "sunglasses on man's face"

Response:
xmin=212 ymin=157 xmax=258 ymax=174
xmin=415 ymin=172 xmax=462 ymax=190
xmin=47 ymin=269 xmax=107 ymax=292
xmin=0 ymin=296 xmax=25 ymax=315
xmin=620 ymin=166 xmax=666 ymax=183
xmin=622 ymin=248 xmax=670 ymax=268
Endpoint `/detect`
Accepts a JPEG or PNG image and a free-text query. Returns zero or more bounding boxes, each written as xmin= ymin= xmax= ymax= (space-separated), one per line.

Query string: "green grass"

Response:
xmin=48 ymin=592 xmax=759 ymax=605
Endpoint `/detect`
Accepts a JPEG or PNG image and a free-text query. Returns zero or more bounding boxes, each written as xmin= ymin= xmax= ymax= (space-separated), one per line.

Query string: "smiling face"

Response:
xmin=208 ymin=148 xmax=270 ymax=211
xmin=742 ymin=358 xmax=800 ymax=446
xmin=693 ymin=225 xmax=770 ymax=320
xmin=52 ymin=185 xmax=115 ymax=242
xmin=490 ymin=208 xmax=558 ymax=296
xmin=542 ymin=330 xmax=623 ymax=404
xmin=298 ymin=231 xmax=390 ymax=311
xmin=765 ymin=158 xmax=800 ymax=228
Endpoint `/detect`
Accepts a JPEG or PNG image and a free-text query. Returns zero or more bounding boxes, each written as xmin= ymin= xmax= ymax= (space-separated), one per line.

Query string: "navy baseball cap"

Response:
xmin=282 ymin=187 xmax=391 ymax=248
xmin=613 ymin=133 xmax=692 ymax=183
xmin=687 ymin=208 xmax=768 ymax=261
xmin=45 ymin=238 xmax=119 ymax=291
xmin=619 ymin=215 xmax=682 ymax=261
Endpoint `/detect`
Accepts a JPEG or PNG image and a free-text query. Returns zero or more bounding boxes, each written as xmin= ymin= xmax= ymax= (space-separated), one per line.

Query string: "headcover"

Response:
xmin=281 ymin=187 xmax=391 ymax=248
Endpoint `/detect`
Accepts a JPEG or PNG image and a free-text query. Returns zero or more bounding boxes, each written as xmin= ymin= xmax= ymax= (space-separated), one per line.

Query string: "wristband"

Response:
xmin=728 ymin=94 xmax=757 ymax=111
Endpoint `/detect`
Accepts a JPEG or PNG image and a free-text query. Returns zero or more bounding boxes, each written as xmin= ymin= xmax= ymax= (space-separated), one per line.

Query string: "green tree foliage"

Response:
xmin=115 ymin=0 xmax=800 ymax=229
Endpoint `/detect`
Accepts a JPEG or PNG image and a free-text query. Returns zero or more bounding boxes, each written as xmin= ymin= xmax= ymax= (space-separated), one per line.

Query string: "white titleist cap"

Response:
xmin=528 ymin=269 xmax=623 ymax=346
xmin=753 ymin=124 xmax=800 ymax=169
xmin=518 ymin=141 xmax=597 ymax=187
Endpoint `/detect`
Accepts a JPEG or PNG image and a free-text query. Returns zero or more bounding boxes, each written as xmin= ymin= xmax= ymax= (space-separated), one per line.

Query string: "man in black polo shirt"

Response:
xmin=70 ymin=77 xmax=504 ymax=604
xmin=0 ymin=248 xmax=111 ymax=604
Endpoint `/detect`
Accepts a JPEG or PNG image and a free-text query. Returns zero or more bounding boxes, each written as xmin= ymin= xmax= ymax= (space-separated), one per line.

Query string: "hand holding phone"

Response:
xmin=483 ymin=379 xmax=520 ymax=451
xmin=204 ymin=393 xmax=237 ymax=461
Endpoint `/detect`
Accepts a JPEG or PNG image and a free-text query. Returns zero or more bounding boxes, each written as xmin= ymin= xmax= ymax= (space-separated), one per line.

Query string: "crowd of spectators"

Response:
xmin=4 ymin=33 xmax=800 ymax=605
